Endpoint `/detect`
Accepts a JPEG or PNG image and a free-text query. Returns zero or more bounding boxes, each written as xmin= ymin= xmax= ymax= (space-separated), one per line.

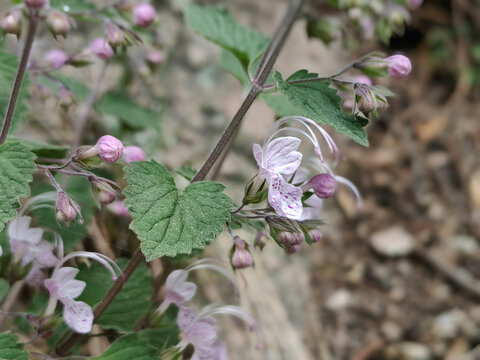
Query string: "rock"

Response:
xmin=433 ymin=312 xmax=458 ymax=339
xmin=370 ymin=227 xmax=415 ymax=257
xmin=400 ymin=342 xmax=431 ymax=360
xmin=325 ymin=289 xmax=354 ymax=311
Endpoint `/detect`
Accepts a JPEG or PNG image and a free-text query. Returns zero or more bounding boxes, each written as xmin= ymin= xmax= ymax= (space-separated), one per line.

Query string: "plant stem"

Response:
xmin=54 ymin=0 xmax=305 ymax=354
xmin=191 ymin=0 xmax=306 ymax=183
xmin=261 ymin=76 xmax=355 ymax=91
xmin=0 ymin=17 xmax=39 ymax=145
xmin=54 ymin=248 xmax=143 ymax=356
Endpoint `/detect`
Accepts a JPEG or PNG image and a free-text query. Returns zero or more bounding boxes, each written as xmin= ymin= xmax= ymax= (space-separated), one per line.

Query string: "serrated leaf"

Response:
xmin=176 ymin=165 xmax=197 ymax=182
xmin=97 ymin=92 xmax=159 ymax=129
xmin=13 ymin=138 xmax=69 ymax=160
xmin=261 ymin=93 xmax=299 ymax=117
xmin=219 ymin=50 xmax=250 ymax=85
xmin=94 ymin=327 xmax=179 ymax=360
xmin=123 ymin=161 xmax=233 ymax=260
xmin=184 ymin=5 xmax=269 ymax=70
xmin=0 ymin=141 xmax=36 ymax=232
xmin=0 ymin=49 xmax=29 ymax=133
xmin=76 ymin=259 xmax=152 ymax=332
xmin=273 ymin=71 xmax=369 ymax=146
xmin=0 ymin=332 xmax=29 ymax=360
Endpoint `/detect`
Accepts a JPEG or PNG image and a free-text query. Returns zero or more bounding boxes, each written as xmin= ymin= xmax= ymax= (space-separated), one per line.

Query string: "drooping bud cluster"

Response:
xmin=230 ymin=236 xmax=253 ymax=270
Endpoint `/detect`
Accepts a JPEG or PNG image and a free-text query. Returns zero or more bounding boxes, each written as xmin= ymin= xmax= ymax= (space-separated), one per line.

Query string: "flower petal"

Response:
xmin=268 ymin=173 xmax=303 ymax=219
xmin=60 ymin=279 xmax=86 ymax=300
xmin=252 ymin=143 xmax=263 ymax=167
xmin=53 ymin=267 xmax=79 ymax=283
xmin=264 ymin=137 xmax=302 ymax=175
xmin=63 ymin=300 xmax=93 ymax=334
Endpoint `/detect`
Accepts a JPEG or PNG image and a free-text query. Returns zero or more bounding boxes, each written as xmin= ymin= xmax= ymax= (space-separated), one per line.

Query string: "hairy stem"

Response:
xmin=191 ymin=0 xmax=306 ymax=182
xmin=54 ymin=0 xmax=305 ymax=354
xmin=0 ymin=17 xmax=39 ymax=145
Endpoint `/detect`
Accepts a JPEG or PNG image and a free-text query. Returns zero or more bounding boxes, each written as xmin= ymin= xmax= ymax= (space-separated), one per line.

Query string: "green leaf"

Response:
xmin=94 ymin=327 xmax=179 ymax=360
xmin=184 ymin=5 xmax=269 ymax=70
xmin=123 ymin=161 xmax=233 ymax=260
xmin=0 ymin=332 xmax=29 ymax=360
xmin=261 ymin=93 xmax=299 ymax=117
xmin=0 ymin=49 xmax=30 ymax=133
xmin=219 ymin=50 xmax=250 ymax=85
xmin=0 ymin=278 xmax=9 ymax=300
xmin=0 ymin=141 xmax=36 ymax=232
xmin=273 ymin=71 xmax=369 ymax=146
xmin=176 ymin=165 xmax=197 ymax=182
xmin=50 ymin=0 xmax=95 ymax=12
xmin=13 ymin=138 xmax=69 ymax=160
xmin=76 ymin=258 xmax=152 ymax=332
xmin=97 ymin=93 xmax=159 ymax=129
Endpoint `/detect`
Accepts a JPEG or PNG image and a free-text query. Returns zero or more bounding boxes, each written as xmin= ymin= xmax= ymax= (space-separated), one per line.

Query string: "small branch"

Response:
xmin=191 ymin=0 xmax=306 ymax=182
xmin=0 ymin=17 xmax=39 ymax=145
xmin=54 ymin=248 xmax=144 ymax=356
xmin=262 ymin=76 xmax=355 ymax=91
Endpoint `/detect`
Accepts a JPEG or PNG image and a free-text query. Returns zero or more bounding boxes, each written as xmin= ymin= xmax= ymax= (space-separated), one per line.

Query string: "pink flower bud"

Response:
xmin=108 ymin=200 xmax=130 ymax=218
xmin=46 ymin=11 xmax=71 ymax=38
xmin=96 ymin=135 xmax=124 ymax=163
xmin=106 ymin=23 xmax=125 ymax=47
xmin=285 ymin=245 xmax=300 ymax=254
xmin=45 ymin=49 xmax=69 ymax=69
xmin=56 ymin=192 xmax=77 ymax=223
xmin=146 ymin=50 xmax=164 ymax=66
xmin=309 ymin=229 xmax=323 ymax=243
xmin=307 ymin=173 xmax=336 ymax=198
xmin=385 ymin=54 xmax=412 ymax=79
xmin=123 ymin=146 xmax=145 ymax=164
xmin=25 ymin=0 xmax=47 ymax=9
xmin=230 ymin=237 xmax=253 ymax=270
xmin=278 ymin=231 xmax=304 ymax=247
xmin=89 ymin=38 xmax=114 ymax=60
xmin=90 ymin=178 xmax=117 ymax=205
xmin=133 ymin=3 xmax=156 ymax=28
xmin=354 ymin=75 xmax=372 ymax=86
xmin=355 ymin=85 xmax=377 ymax=114
xmin=1 ymin=9 xmax=22 ymax=36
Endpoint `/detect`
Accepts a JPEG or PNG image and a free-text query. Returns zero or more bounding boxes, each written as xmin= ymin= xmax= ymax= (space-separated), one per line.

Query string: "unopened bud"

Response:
xmin=385 ymin=54 xmax=412 ymax=79
xmin=230 ymin=236 xmax=253 ymax=270
xmin=90 ymin=178 xmax=116 ymax=206
xmin=58 ymin=87 xmax=75 ymax=110
xmin=354 ymin=75 xmax=372 ymax=86
xmin=285 ymin=245 xmax=300 ymax=254
xmin=56 ymin=191 xmax=78 ymax=223
xmin=106 ymin=23 xmax=125 ymax=47
xmin=278 ymin=231 xmax=304 ymax=247
xmin=133 ymin=3 xmax=156 ymax=28
xmin=146 ymin=50 xmax=164 ymax=66
xmin=243 ymin=174 xmax=267 ymax=204
xmin=1 ymin=9 xmax=22 ymax=36
xmin=123 ymin=145 xmax=145 ymax=164
xmin=89 ymin=38 xmax=114 ymax=60
xmin=309 ymin=229 xmax=323 ymax=243
xmin=355 ymin=85 xmax=377 ymax=114
xmin=108 ymin=200 xmax=130 ymax=218
xmin=45 ymin=49 xmax=69 ymax=69
xmin=96 ymin=135 xmax=124 ymax=163
xmin=254 ymin=231 xmax=266 ymax=250
xmin=46 ymin=11 xmax=71 ymax=38
xmin=25 ymin=0 xmax=46 ymax=9
xmin=356 ymin=56 xmax=388 ymax=78
xmin=306 ymin=174 xmax=336 ymax=199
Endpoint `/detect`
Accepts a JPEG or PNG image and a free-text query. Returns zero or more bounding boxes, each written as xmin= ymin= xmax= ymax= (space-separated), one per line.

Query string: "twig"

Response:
xmin=0 ymin=17 xmax=39 ymax=145
xmin=191 ymin=0 xmax=306 ymax=182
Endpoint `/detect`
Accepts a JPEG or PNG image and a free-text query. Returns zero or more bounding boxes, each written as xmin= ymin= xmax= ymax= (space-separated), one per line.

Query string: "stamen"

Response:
xmin=186 ymin=258 xmax=238 ymax=295
xmin=335 ymin=175 xmax=363 ymax=208
xmin=19 ymin=192 xmax=58 ymax=215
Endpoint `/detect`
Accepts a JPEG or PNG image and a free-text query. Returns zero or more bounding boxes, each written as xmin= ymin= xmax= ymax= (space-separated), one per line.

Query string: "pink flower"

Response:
xmin=133 ymin=3 xmax=156 ymax=28
xmin=253 ymin=137 xmax=303 ymax=219
xmin=385 ymin=54 xmax=412 ymax=79
xmin=123 ymin=145 xmax=145 ymax=164
xmin=96 ymin=135 xmax=124 ymax=163
xmin=158 ymin=270 xmax=197 ymax=313
xmin=89 ymin=38 xmax=114 ymax=60
xmin=45 ymin=49 xmax=69 ymax=69
xmin=44 ymin=267 xmax=93 ymax=334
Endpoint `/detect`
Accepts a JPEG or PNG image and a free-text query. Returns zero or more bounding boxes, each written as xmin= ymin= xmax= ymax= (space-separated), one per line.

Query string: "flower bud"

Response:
xmin=106 ymin=23 xmax=125 ymax=48
xmin=230 ymin=236 xmax=253 ymax=270
xmin=123 ymin=145 xmax=145 ymax=164
xmin=307 ymin=173 xmax=336 ymax=199
xmin=243 ymin=174 xmax=267 ymax=204
xmin=58 ymin=87 xmax=75 ymax=110
xmin=90 ymin=179 xmax=117 ymax=206
xmin=385 ymin=54 xmax=412 ymax=79
xmin=278 ymin=231 xmax=304 ymax=247
xmin=108 ymin=200 xmax=131 ymax=218
xmin=355 ymin=84 xmax=377 ymax=114
xmin=284 ymin=245 xmax=300 ymax=254
xmin=96 ymin=135 xmax=124 ymax=163
xmin=89 ymin=38 xmax=114 ymax=60
xmin=309 ymin=229 xmax=323 ymax=243
xmin=56 ymin=191 xmax=78 ymax=223
xmin=133 ymin=3 xmax=156 ymax=28
xmin=254 ymin=231 xmax=266 ymax=250
xmin=46 ymin=11 xmax=71 ymax=38
xmin=356 ymin=56 xmax=388 ymax=78
xmin=25 ymin=0 xmax=46 ymax=9
xmin=45 ymin=49 xmax=69 ymax=69
xmin=1 ymin=9 xmax=22 ymax=36
xmin=146 ymin=50 xmax=164 ymax=67
xmin=354 ymin=75 xmax=372 ymax=86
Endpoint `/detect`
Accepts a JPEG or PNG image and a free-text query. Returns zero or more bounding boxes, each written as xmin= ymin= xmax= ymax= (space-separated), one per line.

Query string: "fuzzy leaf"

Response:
xmin=76 ymin=258 xmax=151 ymax=332
xmin=0 ymin=141 xmax=36 ymax=232
xmin=184 ymin=5 xmax=269 ymax=70
xmin=274 ymin=71 xmax=369 ymax=146
xmin=0 ymin=49 xmax=29 ymax=133
xmin=123 ymin=161 xmax=233 ymax=260
xmin=94 ymin=327 xmax=179 ymax=360
xmin=0 ymin=332 xmax=29 ymax=360
xmin=14 ymin=138 xmax=69 ymax=160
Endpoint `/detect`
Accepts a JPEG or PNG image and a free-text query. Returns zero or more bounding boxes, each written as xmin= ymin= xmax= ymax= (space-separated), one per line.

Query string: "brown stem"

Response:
xmin=54 ymin=248 xmax=143 ymax=356
xmin=0 ymin=17 xmax=39 ymax=145
xmin=191 ymin=0 xmax=306 ymax=183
